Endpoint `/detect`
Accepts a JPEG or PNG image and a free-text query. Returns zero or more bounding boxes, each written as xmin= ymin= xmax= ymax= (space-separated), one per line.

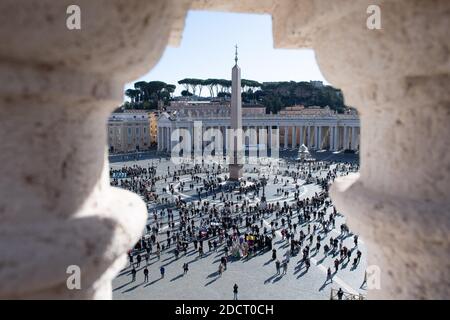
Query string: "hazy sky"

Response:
xmin=125 ymin=10 xmax=328 ymax=97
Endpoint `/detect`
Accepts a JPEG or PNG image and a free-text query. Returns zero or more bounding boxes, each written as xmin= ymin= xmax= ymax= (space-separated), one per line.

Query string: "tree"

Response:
xmin=190 ymin=79 xmax=203 ymax=96
xmin=178 ymin=79 xmax=190 ymax=93
xmin=134 ymin=81 xmax=148 ymax=102
xmin=181 ymin=90 xmax=193 ymax=97
xmin=125 ymin=89 xmax=139 ymax=104
xmin=165 ymin=84 xmax=176 ymax=98
xmin=217 ymin=92 xmax=231 ymax=99
xmin=203 ymin=78 xmax=218 ymax=97
xmin=215 ymin=79 xmax=231 ymax=96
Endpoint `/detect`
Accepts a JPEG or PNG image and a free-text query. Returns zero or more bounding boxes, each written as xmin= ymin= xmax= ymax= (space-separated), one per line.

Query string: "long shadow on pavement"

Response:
xmin=170 ymin=273 xmax=185 ymax=282
xmin=122 ymin=282 xmax=143 ymax=293
xmin=205 ymin=274 xmax=221 ymax=287
xmin=144 ymin=277 xmax=163 ymax=287
xmin=113 ymin=280 xmax=133 ymax=292
xmin=319 ymin=279 xmax=332 ymax=291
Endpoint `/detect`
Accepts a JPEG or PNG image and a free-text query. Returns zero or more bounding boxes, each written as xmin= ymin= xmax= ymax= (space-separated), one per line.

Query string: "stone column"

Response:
xmin=221 ymin=126 xmax=226 ymax=154
xmin=317 ymin=126 xmax=322 ymax=150
xmin=268 ymin=126 xmax=273 ymax=150
xmin=292 ymin=126 xmax=297 ymax=148
xmin=189 ymin=125 xmax=194 ymax=155
xmin=350 ymin=127 xmax=355 ymax=151
xmin=334 ymin=126 xmax=339 ymax=151
xmin=343 ymin=126 xmax=348 ymax=150
xmin=299 ymin=126 xmax=304 ymax=146
xmin=165 ymin=127 xmax=169 ymax=151
xmin=329 ymin=126 xmax=334 ymax=151
xmin=307 ymin=126 xmax=312 ymax=147
xmin=0 ymin=0 xmax=189 ymax=299
xmin=284 ymin=126 xmax=288 ymax=148
xmin=168 ymin=127 xmax=172 ymax=151
xmin=313 ymin=126 xmax=319 ymax=149
xmin=157 ymin=127 xmax=161 ymax=151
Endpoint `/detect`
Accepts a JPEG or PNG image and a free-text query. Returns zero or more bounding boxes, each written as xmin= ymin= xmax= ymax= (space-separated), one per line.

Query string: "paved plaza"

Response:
xmin=111 ymin=150 xmax=367 ymax=300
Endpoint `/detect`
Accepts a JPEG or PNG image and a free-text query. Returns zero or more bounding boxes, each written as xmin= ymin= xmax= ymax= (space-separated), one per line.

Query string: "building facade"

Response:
xmin=107 ymin=112 xmax=152 ymax=153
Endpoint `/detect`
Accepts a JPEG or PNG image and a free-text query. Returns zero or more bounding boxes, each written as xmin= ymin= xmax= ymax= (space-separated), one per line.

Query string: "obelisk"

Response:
xmin=229 ymin=45 xmax=244 ymax=180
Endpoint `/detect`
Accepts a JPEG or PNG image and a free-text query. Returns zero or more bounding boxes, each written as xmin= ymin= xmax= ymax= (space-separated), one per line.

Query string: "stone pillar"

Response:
xmin=329 ymin=126 xmax=334 ymax=151
xmin=292 ymin=126 xmax=297 ymax=148
xmin=307 ymin=126 xmax=312 ymax=147
xmin=313 ymin=126 xmax=319 ymax=149
xmin=334 ymin=126 xmax=339 ymax=151
xmin=165 ymin=127 xmax=169 ymax=151
xmin=0 ymin=0 xmax=190 ymax=299
xmin=271 ymin=126 xmax=279 ymax=159
xmin=299 ymin=126 xmax=304 ymax=146
xmin=221 ymin=126 xmax=226 ymax=154
xmin=169 ymin=127 xmax=174 ymax=152
xmin=251 ymin=126 xmax=257 ymax=149
xmin=157 ymin=127 xmax=161 ymax=151
xmin=284 ymin=126 xmax=288 ymax=148
xmin=350 ymin=127 xmax=355 ymax=151
xmin=268 ymin=126 xmax=273 ymax=150
xmin=317 ymin=126 xmax=322 ymax=150
xmin=343 ymin=126 xmax=348 ymax=150
xmin=189 ymin=125 xmax=194 ymax=154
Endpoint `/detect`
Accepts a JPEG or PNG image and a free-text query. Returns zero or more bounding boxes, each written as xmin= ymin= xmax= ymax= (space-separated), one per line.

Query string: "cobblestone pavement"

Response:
xmin=111 ymin=151 xmax=367 ymax=300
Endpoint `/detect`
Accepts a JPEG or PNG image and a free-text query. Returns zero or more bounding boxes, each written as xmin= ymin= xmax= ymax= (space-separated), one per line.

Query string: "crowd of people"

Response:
xmin=111 ymin=155 xmax=362 ymax=299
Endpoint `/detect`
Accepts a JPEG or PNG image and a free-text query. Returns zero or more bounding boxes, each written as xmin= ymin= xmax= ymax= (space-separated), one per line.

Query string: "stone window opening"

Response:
xmin=0 ymin=0 xmax=447 ymax=300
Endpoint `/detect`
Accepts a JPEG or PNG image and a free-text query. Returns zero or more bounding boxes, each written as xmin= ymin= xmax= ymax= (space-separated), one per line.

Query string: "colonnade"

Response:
xmin=157 ymin=122 xmax=360 ymax=153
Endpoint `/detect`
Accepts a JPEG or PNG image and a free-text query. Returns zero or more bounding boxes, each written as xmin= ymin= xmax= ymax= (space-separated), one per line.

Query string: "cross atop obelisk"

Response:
xmin=234 ymin=44 xmax=238 ymax=65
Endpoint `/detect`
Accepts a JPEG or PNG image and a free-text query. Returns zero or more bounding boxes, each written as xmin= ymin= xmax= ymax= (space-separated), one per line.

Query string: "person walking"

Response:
xmin=160 ymin=266 xmax=165 ymax=279
xmin=183 ymin=262 xmax=189 ymax=275
xmin=275 ymin=259 xmax=281 ymax=275
xmin=282 ymin=260 xmax=288 ymax=275
xmin=224 ymin=255 xmax=228 ymax=270
xmin=128 ymin=252 xmax=134 ymax=267
xmin=143 ymin=267 xmax=149 ymax=283
xmin=131 ymin=267 xmax=137 ymax=282
xmin=334 ymin=258 xmax=339 ymax=272
xmin=305 ymin=258 xmax=311 ymax=271
xmin=233 ymin=283 xmax=239 ymax=300
xmin=136 ymin=254 xmax=141 ymax=267
xmin=327 ymin=267 xmax=332 ymax=283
